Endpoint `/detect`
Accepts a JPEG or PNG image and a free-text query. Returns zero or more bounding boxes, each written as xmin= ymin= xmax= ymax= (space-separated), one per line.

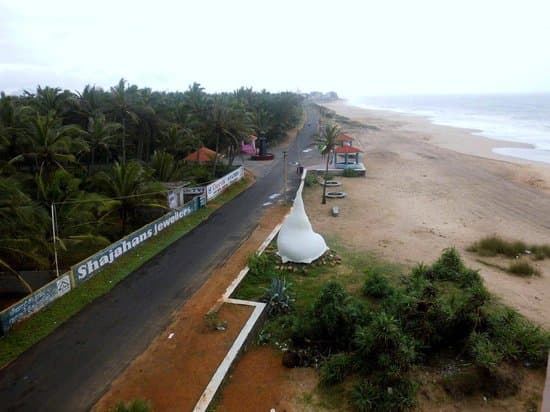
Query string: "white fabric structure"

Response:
xmin=277 ymin=185 xmax=329 ymax=263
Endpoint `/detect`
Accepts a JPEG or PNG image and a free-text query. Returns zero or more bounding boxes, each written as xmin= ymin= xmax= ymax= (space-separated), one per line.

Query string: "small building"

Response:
xmin=333 ymin=134 xmax=363 ymax=169
xmin=335 ymin=134 xmax=354 ymax=146
xmin=333 ymin=145 xmax=363 ymax=169
xmin=184 ymin=147 xmax=219 ymax=163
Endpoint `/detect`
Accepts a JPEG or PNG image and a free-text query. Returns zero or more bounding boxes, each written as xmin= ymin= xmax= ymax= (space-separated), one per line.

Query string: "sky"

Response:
xmin=1 ymin=0 xmax=550 ymax=98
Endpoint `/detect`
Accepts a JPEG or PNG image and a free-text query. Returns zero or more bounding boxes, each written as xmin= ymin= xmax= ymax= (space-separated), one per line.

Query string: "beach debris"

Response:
xmin=168 ymin=333 xmax=175 ymax=339
xmin=332 ymin=206 xmax=340 ymax=217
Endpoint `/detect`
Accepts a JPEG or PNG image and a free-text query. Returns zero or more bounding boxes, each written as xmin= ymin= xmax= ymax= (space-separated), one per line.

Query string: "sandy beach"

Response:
xmin=306 ymin=100 xmax=550 ymax=327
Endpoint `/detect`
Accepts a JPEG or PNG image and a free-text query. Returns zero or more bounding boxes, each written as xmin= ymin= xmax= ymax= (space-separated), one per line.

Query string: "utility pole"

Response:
xmin=283 ymin=151 xmax=288 ymax=204
xmin=51 ymin=203 xmax=60 ymax=277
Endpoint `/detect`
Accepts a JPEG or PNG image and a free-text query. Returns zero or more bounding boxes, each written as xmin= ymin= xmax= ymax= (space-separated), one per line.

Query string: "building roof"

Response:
xmin=184 ymin=147 xmax=218 ymax=162
xmin=334 ymin=145 xmax=362 ymax=154
xmin=336 ymin=134 xmax=354 ymax=142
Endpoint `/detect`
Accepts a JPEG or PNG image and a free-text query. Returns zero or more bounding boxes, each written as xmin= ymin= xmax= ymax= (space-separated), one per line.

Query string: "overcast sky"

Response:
xmin=1 ymin=0 xmax=549 ymax=98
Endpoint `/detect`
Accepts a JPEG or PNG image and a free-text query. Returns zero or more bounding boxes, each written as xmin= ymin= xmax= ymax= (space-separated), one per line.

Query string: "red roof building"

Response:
xmin=336 ymin=134 xmax=354 ymax=142
xmin=184 ymin=147 xmax=219 ymax=163
xmin=334 ymin=146 xmax=362 ymax=154
xmin=333 ymin=144 xmax=363 ymax=169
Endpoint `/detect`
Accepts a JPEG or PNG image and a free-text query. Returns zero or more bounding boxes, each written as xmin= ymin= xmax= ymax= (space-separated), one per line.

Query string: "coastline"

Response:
xmin=339 ymin=100 xmax=544 ymax=162
xmin=324 ymin=100 xmax=550 ymax=192
xmin=307 ymin=100 xmax=550 ymax=327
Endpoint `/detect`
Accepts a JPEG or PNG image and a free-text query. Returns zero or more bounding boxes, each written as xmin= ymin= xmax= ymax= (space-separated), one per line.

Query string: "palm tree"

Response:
xmin=110 ymin=79 xmax=139 ymax=164
xmin=93 ymin=161 xmax=166 ymax=235
xmin=26 ymin=86 xmax=73 ymax=116
xmin=315 ymin=123 xmax=341 ymax=204
xmin=68 ymin=85 xmax=107 ymax=127
xmin=0 ymin=177 xmax=49 ymax=292
xmin=150 ymin=150 xmax=181 ymax=182
xmin=80 ymin=114 xmax=121 ymax=174
xmin=204 ymin=96 xmax=253 ymax=176
xmin=12 ymin=112 xmax=87 ymax=178
xmin=36 ymin=170 xmax=111 ymax=267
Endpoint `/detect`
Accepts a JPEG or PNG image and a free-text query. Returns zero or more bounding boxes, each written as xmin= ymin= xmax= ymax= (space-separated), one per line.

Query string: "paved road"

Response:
xmin=0 ymin=107 xmax=320 ymax=411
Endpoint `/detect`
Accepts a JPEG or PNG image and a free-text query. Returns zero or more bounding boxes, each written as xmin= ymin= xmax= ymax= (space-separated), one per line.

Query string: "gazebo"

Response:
xmin=335 ymin=134 xmax=354 ymax=146
xmin=333 ymin=134 xmax=363 ymax=169
xmin=184 ymin=147 xmax=219 ymax=163
xmin=333 ymin=145 xmax=363 ymax=169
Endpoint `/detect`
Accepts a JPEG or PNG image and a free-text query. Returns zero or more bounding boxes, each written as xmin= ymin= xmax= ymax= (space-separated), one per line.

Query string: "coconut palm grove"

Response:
xmin=0 ymin=79 xmax=304 ymax=296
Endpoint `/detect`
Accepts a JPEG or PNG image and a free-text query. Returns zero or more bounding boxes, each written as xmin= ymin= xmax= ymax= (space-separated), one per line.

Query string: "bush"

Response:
xmin=468 ymin=235 xmax=526 ymax=258
xmin=363 ymin=269 xmax=394 ymax=299
xmin=430 ymin=247 xmax=464 ymax=281
xmin=508 ymin=260 xmax=539 ymax=277
xmin=262 ymin=277 xmax=294 ymax=316
xmin=304 ymin=173 xmax=318 ymax=187
xmin=468 ymin=332 xmax=504 ymax=369
xmin=343 ymin=168 xmax=360 ymax=177
xmin=531 ymin=244 xmax=550 ymax=259
xmin=292 ymin=282 xmax=367 ymax=351
xmin=247 ymin=252 xmax=278 ymax=278
xmin=319 ymin=353 xmax=355 ymax=386
xmin=482 ymin=306 xmax=550 ymax=366
xmin=351 ymin=377 xmax=417 ymax=412
xmin=354 ymin=311 xmax=416 ymax=375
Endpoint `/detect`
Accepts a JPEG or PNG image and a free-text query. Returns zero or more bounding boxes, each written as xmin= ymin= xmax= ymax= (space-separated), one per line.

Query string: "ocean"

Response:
xmin=352 ymin=94 xmax=550 ymax=164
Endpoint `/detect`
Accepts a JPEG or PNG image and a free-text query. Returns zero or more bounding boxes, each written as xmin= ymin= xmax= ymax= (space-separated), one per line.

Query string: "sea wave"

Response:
xmin=352 ymin=95 xmax=550 ymax=164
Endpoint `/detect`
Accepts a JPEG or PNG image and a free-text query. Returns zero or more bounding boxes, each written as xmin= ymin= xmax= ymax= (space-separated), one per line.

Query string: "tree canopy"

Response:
xmin=0 ymin=80 xmax=303 ymax=293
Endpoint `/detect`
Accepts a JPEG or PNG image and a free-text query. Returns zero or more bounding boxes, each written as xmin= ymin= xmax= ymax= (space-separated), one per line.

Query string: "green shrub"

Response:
xmin=468 ymin=235 xmax=528 ymax=258
xmin=456 ymin=268 xmax=484 ymax=289
xmin=343 ymin=168 xmax=360 ymax=177
xmin=111 ymin=399 xmax=151 ymax=412
xmin=262 ymin=277 xmax=294 ymax=316
xmin=363 ymin=269 xmax=394 ymax=299
xmin=531 ymin=244 xmax=550 ymax=259
xmin=351 ymin=377 xmax=417 ymax=412
xmin=468 ymin=332 xmax=504 ymax=369
xmin=354 ymin=311 xmax=416 ymax=375
xmin=304 ymin=173 xmax=318 ymax=187
xmin=319 ymin=353 xmax=355 ymax=386
xmin=292 ymin=282 xmax=367 ymax=351
xmin=430 ymin=247 xmax=464 ymax=281
xmin=508 ymin=260 xmax=539 ymax=277
xmin=247 ymin=252 xmax=278 ymax=278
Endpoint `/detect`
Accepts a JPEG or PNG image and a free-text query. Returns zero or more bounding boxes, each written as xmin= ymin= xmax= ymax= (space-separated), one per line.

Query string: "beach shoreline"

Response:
xmin=307 ymin=100 xmax=550 ymax=327
xmin=341 ymin=100 xmax=548 ymax=163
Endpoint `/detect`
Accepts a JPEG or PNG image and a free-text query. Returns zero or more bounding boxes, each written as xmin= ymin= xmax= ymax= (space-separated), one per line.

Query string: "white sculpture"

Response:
xmin=277 ymin=184 xmax=328 ymax=263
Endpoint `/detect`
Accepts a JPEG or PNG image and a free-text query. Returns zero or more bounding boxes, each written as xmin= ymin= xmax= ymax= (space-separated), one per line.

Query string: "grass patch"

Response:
xmin=468 ymin=235 xmax=550 ymax=260
xmin=0 ymin=177 xmax=251 ymax=368
xmin=508 ymin=260 xmax=540 ymax=277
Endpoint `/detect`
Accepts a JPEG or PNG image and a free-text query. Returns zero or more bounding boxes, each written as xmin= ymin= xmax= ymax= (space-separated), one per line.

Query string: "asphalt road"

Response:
xmin=0 ymin=107 xmax=320 ymax=411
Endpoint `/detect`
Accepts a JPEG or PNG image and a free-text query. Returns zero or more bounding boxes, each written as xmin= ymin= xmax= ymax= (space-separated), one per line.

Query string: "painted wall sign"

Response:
xmin=71 ymin=196 xmax=202 ymax=286
xmin=206 ymin=167 xmax=244 ymax=200
xmin=182 ymin=186 xmax=206 ymax=195
xmin=0 ymin=273 xmax=72 ymax=334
